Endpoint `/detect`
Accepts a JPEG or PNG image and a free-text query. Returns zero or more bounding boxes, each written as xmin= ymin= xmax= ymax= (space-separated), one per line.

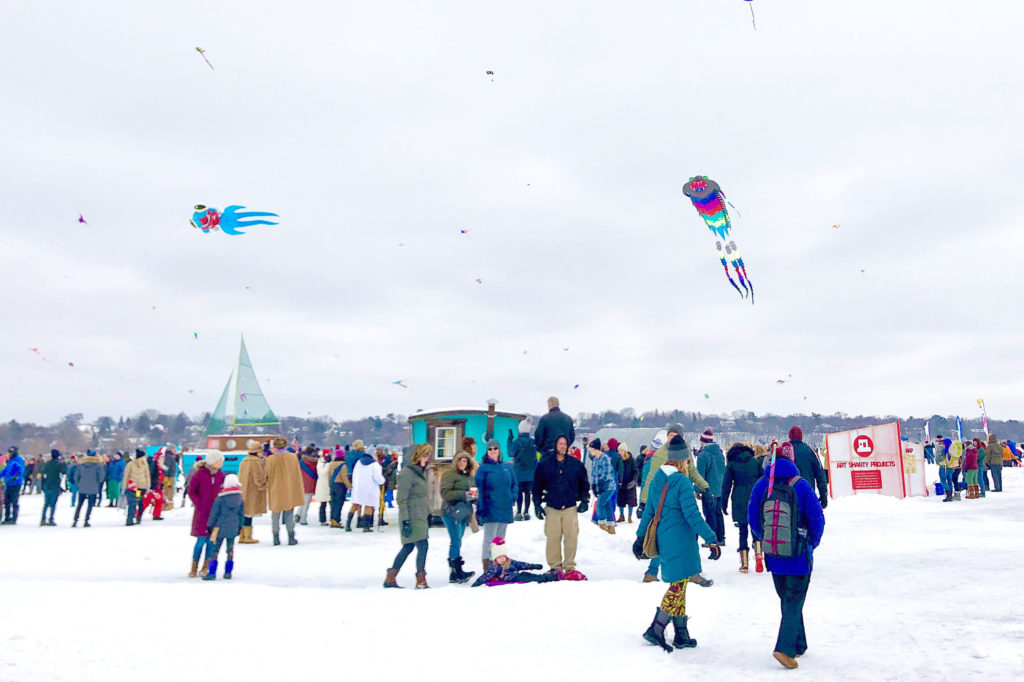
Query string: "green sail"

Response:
xmin=231 ymin=335 xmax=279 ymax=427
xmin=205 ymin=373 xmax=232 ymax=436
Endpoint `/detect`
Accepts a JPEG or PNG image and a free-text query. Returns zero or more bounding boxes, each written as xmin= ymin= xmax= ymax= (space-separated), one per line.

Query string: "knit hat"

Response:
xmin=667 ymin=434 xmax=691 ymax=459
xmin=486 ymin=439 xmax=500 ymax=451
xmin=778 ymin=442 xmax=795 ymax=461
xmin=223 ymin=473 xmax=240 ymax=488
xmin=135 ymin=448 xmax=146 ymax=459
xmin=490 ymin=536 xmax=510 ymax=560
xmin=8 ymin=446 xmax=16 ymax=453
xmin=788 ymin=426 xmax=803 ymax=441
xmin=700 ymin=428 xmax=714 ymax=444
xmin=204 ymin=451 xmax=225 ymax=469
xmin=518 ymin=420 xmax=531 ymax=434
xmin=51 ymin=448 xmax=61 ymax=458
xmin=666 ymin=423 xmax=684 ymax=436
xmin=588 ymin=438 xmax=603 ymax=451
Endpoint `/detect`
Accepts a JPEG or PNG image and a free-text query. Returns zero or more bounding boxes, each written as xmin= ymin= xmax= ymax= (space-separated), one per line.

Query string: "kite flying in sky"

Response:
xmin=682 ymin=175 xmax=754 ymax=303
xmin=190 ymin=204 xmax=278 ymax=235
xmin=195 ymin=47 xmax=214 ymax=70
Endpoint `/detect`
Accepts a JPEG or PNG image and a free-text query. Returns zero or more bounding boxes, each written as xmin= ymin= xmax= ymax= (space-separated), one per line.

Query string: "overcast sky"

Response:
xmin=2 ymin=0 xmax=1022 ymax=426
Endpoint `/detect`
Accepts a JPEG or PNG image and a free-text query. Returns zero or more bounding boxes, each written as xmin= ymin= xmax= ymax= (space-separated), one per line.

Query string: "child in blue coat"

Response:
xmin=204 ymin=474 xmax=245 ymax=581
xmin=471 ymin=538 xmax=559 ymax=586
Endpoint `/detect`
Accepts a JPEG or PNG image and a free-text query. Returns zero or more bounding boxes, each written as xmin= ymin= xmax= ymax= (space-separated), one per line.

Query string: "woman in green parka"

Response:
xmin=385 ymin=443 xmax=434 ymax=589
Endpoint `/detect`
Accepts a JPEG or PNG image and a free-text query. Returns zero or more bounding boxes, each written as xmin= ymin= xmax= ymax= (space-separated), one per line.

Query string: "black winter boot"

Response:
xmin=361 ymin=514 xmax=374 ymax=532
xmin=455 ymin=557 xmax=475 ymax=583
xmin=671 ymin=615 xmax=697 ymax=648
xmin=448 ymin=558 xmax=461 ymax=583
xmin=642 ymin=609 xmax=673 ymax=653
xmin=345 ymin=510 xmax=356 ymax=532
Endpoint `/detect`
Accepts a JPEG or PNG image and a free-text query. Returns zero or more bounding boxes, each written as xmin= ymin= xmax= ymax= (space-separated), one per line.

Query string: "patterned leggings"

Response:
xmin=660 ymin=579 xmax=689 ymax=616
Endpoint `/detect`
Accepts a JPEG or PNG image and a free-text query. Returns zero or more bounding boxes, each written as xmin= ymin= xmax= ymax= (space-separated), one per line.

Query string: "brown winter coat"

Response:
xmin=122 ymin=457 xmax=151 ymax=491
xmin=238 ymin=453 xmax=269 ymax=517
xmin=986 ymin=434 xmax=1003 ymax=466
xmin=266 ymin=450 xmax=305 ymax=513
xmin=326 ymin=460 xmax=351 ymax=488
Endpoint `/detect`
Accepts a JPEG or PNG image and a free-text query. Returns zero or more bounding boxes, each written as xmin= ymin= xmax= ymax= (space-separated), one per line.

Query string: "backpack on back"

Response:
xmin=760 ymin=475 xmax=803 ymax=558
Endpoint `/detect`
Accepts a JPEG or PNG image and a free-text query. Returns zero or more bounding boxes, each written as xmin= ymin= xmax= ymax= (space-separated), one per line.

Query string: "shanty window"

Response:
xmin=435 ymin=427 xmax=457 ymax=460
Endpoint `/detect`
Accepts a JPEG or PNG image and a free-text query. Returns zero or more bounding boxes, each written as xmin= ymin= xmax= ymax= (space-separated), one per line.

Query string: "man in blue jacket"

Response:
xmin=748 ymin=442 xmax=826 ymax=670
xmin=1 ymin=446 xmax=26 ymax=524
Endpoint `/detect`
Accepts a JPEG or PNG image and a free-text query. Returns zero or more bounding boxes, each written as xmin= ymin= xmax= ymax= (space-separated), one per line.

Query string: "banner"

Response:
xmin=826 ymin=422 xmax=907 ymax=499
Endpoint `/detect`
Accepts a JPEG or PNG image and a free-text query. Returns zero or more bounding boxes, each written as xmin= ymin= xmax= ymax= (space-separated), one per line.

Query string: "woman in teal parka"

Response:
xmin=635 ymin=436 xmax=720 ymax=653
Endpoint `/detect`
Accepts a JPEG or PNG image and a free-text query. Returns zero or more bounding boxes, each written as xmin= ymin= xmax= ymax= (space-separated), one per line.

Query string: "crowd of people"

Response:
xmin=7 ymin=396 xmax=1017 ymax=671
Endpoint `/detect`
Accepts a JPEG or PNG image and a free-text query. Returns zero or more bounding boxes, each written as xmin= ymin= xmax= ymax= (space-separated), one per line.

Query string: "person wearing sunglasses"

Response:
xmin=474 ymin=439 xmax=517 ymax=573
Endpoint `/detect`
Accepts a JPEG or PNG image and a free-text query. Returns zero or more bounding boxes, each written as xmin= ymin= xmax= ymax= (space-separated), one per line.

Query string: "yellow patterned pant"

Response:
xmin=660 ymin=579 xmax=688 ymax=616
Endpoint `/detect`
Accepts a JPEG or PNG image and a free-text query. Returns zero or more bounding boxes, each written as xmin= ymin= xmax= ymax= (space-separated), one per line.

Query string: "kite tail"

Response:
xmin=721 ymin=259 xmax=745 ymax=299
xmin=738 ymin=265 xmax=754 ymax=304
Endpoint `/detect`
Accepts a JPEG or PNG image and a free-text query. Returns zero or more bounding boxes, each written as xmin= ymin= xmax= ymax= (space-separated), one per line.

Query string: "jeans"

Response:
xmin=737 ymin=522 xmax=750 ymax=551
xmin=392 ymin=539 xmax=428 ymax=573
xmin=74 ymin=494 xmax=97 ymax=524
xmin=482 ymin=522 xmax=509 ymax=560
xmin=951 ymin=468 xmax=962 ymax=490
xmin=4 ymin=484 xmax=20 ymax=522
xmin=596 ymin=490 xmax=615 ymax=524
xmin=126 ymin=493 xmax=142 ymax=524
xmin=330 ymin=484 xmax=346 ymax=522
xmin=772 ymin=573 xmax=811 ymax=657
xmin=206 ymin=535 xmax=236 ymax=562
xmin=516 ymin=483 xmax=531 ymax=514
xmin=978 ymin=463 xmax=987 ymax=495
xmin=442 ymin=514 xmax=468 ymax=559
xmin=939 ymin=466 xmax=951 ymax=494
xmin=990 ymin=465 xmax=1003 ymax=492
xmin=701 ymin=494 xmax=726 ymax=543
xmin=42 ymin=489 xmax=60 ymax=522
xmin=192 ymin=536 xmax=209 ymax=562
xmin=70 ymin=484 xmax=79 ymax=508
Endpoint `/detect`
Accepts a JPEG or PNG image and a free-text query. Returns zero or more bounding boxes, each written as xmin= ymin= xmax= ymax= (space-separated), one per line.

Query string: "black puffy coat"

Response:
xmin=534 ymin=408 xmax=575 ymax=457
xmin=721 ymin=444 xmax=760 ymax=524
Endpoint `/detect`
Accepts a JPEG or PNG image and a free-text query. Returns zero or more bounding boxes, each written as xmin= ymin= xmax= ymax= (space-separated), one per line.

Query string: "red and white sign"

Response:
xmin=826 ymin=422 xmax=909 ymax=500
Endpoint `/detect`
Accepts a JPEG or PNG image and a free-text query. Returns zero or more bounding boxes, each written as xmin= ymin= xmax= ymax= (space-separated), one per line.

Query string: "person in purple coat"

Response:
xmin=748 ymin=442 xmax=825 ymax=670
xmin=187 ymin=452 xmax=225 ymax=578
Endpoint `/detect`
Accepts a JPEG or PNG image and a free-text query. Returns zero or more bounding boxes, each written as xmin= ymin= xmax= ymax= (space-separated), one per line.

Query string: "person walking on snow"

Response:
xmin=384 ymin=444 xmax=434 ymax=589
xmin=105 ymin=452 xmax=125 ymax=507
xmin=203 ymin=473 xmax=245 ymax=581
xmin=787 ymin=427 xmax=829 ymax=510
xmin=237 ymin=441 xmax=268 ymax=543
xmin=634 ymin=435 xmax=721 ymax=653
xmin=187 ymin=452 xmax=225 ymax=577
xmin=532 ymin=435 xmax=590 ymax=575
xmin=747 ymin=441 xmax=826 ymax=670
xmin=313 ymin=449 xmax=332 ymax=525
xmin=122 ymin=449 xmax=151 ymax=525
xmin=266 ymin=445 xmax=305 ymax=546
xmin=73 ymin=450 xmax=104 ymax=528
xmin=296 ymin=445 xmax=319 ymax=525
xmin=41 ymin=450 xmax=66 ymax=526
xmin=587 ymin=439 xmax=618 ymax=534
xmin=351 ymin=446 xmax=386 ymax=532
xmin=721 ymin=442 xmax=762 ymax=573
xmin=327 ymin=452 xmax=352 ymax=529
xmin=344 ymin=440 xmax=368 ymax=530
xmin=475 ymin=439 xmax=517 ymax=572
xmin=616 ymin=442 xmax=639 ymax=524
xmin=696 ymin=429 xmax=726 ymax=545
xmin=1 ymin=447 xmax=26 ymax=524
xmin=986 ymin=433 xmax=1003 ymax=492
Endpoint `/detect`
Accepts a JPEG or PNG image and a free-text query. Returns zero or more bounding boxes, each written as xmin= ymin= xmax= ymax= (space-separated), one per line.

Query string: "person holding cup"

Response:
xmin=440 ymin=450 xmax=478 ymax=583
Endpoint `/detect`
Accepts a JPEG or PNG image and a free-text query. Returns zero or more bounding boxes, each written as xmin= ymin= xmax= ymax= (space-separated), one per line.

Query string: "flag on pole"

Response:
xmin=977 ymin=398 xmax=989 ymax=436
xmin=955 ymin=416 xmax=963 ymax=442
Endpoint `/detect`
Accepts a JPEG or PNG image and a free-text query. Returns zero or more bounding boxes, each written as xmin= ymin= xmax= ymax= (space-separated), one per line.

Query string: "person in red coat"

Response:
xmin=187 ymin=452 xmax=225 ymax=577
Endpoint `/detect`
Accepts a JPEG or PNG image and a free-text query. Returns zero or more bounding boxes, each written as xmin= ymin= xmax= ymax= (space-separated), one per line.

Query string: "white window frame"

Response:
xmin=434 ymin=426 xmax=457 ymax=461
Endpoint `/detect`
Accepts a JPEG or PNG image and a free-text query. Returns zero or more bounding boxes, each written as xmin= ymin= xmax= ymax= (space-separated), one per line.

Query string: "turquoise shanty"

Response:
xmin=409 ymin=404 xmax=529 ymax=463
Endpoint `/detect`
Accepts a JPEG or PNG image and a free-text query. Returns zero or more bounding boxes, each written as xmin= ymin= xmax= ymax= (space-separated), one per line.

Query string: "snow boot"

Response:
xmin=224 ymin=560 xmax=234 ymax=579
xmin=514 ymin=513 xmax=523 ymax=522
xmin=273 ymin=533 xmax=281 ymax=546
xmin=361 ymin=514 xmax=374 ymax=532
xmin=739 ymin=548 xmax=750 ymax=574
xmin=448 ymin=558 xmax=464 ymax=584
xmin=415 ymin=572 xmax=430 ymax=589
xmin=330 ymin=519 xmax=342 ymax=528
xmin=482 ymin=558 xmax=491 ymax=574
xmin=754 ymin=541 xmax=765 ymax=573
xmin=189 ymin=560 xmax=200 ymax=578
xmin=239 ymin=526 xmax=259 ymax=544
xmin=617 ymin=513 xmax=626 ymax=523
xmin=671 ymin=615 xmax=697 ymax=649
xmin=384 ymin=568 xmax=402 ymax=588
xmin=72 ymin=518 xmax=78 ymax=528
xmin=643 ymin=572 xmax=659 ymax=583
xmin=288 ymin=531 xmax=298 ymax=546
xmin=773 ymin=651 xmax=799 ymax=669
xmin=690 ymin=574 xmax=714 ymax=588
xmin=202 ymin=559 xmax=218 ymax=581
xmin=455 ymin=557 xmax=475 ymax=583
xmin=953 ymin=491 xmax=961 ymax=501
xmin=942 ymin=489 xmax=953 ymax=502
xmin=345 ymin=510 xmax=357 ymax=532
xmin=378 ymin=515 xmax=388 ymax=526
xmin=523 ymin=512 xmax=530 ymax=521
xmin=628 ymin=514 xmax=633 ymax=524
xmin=642 ymin=609 xmax=673 ymax=653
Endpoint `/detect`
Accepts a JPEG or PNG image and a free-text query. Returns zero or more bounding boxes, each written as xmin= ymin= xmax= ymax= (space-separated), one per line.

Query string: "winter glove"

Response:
xmin=819 ymin=494 xmax=828 ymax=509
xmin=401 ymin=520 xmax=412 ymax=538
xmin=695 ymin=490 xmax=703 ymax=500
xmin=721 ymin=504 xmax=728 ymax=515
xmin=632 ymin=537 xmax=646 ymax=560
xmin=637 ymin=502 xmax=646 ymax=516
xmin=707 ymin=543 xmax=722 ymax=561
xmin=535 ymin=505 xmax=545 ymax=520
xmin=576 ymin=500 xmax=589 ymax=514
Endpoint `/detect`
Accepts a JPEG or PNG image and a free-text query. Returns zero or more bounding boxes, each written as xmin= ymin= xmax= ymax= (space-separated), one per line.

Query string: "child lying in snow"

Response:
xmin=472 ymin=537 xmax=560 ymax=586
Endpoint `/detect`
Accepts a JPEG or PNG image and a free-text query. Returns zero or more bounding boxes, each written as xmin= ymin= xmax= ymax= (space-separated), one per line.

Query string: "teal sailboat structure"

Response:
xmin=205 ymin=336 xmax=280 ymax=436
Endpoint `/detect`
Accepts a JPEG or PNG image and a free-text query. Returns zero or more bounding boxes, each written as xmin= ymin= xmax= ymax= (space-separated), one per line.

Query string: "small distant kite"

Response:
xmin=244 ymin=285 xmax=253 ymax=291
xmin=832 ymin=224 xmax=840 ymax=229
xmin=776 ymin=373 xmax=792 ymax=385
xmin=563 ymin=347 xmax=569 ymax=351
xmin=392 ymin=380 xmax=409 ymax=389
xmin=195 ymin=47 xmax=214 ymax=70
xmin=78 ymin=214 xmax=88 ymax=226
xmin=192 ymin=332 xmax=198 ymax=340
xmin=573 ymin=384 xmax=580 ymax=390
xmin=188 ymin=389 xmax=194 ymax=394
xmin=486 ymin=70 xmax=494 ymax=81
xmin=682 ymin=176 xmax=754 ymax=303
xmin=744 ymin=1 xmax=757 ymax=30
xmin=460 ymin=229 xmax=470 ymax=235
xmin=29 ymin=347 xmax=51 ymax=362
xmin=190 ymin=204 xmax=278 ymax=235
xmin=67 ymin=362 xmax=75 ymax=367
xmin=475 ymin=278 xmax=483 ymax=284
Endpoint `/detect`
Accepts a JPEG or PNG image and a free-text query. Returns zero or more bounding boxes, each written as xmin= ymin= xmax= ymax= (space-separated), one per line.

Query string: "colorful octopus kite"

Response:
xmin=682 ymin=176 xmax=754 ymax=302
xmin=190 ymin=204 xmax=278 ymax=235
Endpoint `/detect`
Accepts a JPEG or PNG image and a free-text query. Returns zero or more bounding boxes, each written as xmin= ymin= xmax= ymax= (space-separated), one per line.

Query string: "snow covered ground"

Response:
xmin=2 ymin=465 xmax=1023 ymax=681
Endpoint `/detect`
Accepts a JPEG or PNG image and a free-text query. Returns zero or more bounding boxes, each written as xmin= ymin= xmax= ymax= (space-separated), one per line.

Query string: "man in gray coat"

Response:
xmin=73 ymin=450 xmax=105 ymax=527
xmin=696 ymin=429 xmax=726 ymax=545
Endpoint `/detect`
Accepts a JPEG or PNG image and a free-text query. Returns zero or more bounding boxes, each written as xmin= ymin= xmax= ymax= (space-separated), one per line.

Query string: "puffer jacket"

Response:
xmin=1 ymin=454 xmax=26 ymax=486
xmin=475 ymin=458 xmax=516 ymax=524
xmin=207 ymin=488 xmax=245 ymax=539
xmin=440 ymin=452 xmax=477 ymax=505
xmin=986 ymin=435 xmax=1003 ymax=466
xmin=74 ymin=455 xmax=105 ymax=495
xmin=397 ymin=463 xmax=430 ymax=544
